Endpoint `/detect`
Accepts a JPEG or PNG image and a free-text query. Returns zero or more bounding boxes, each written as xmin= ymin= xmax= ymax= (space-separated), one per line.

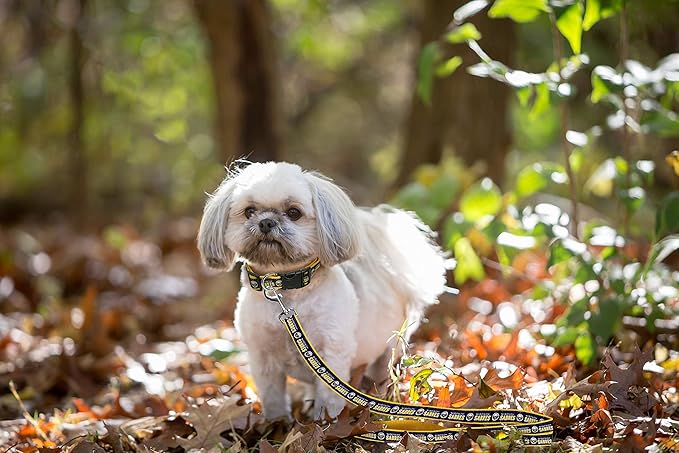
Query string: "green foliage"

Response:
xmin=436 ymin=56 xmax=464 ymax=78
xmin=488 ymin=0 xmax=550 ymax=23
xmin=555 ymin=1 xmax=585 ymax=54
xmin=454 ymin=237 xmax=486 ymax=284
xmin=459 ymin=178 xmax=503 ymax=222
xmin=416 ymin=42 xmax=441 ymax=105
xmin=583 ymin=0 xmax=624 ymax=31
xmin=656 ymin=192 xmax=679 ymax=238
xmin=515 ymin=162 xmax=567 ymax=198
xmin=445 ymin=23 xmax=482 ymax=44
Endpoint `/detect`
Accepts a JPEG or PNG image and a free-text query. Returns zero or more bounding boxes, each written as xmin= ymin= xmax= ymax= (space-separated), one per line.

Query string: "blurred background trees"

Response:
xmin=0 ymin=0 xmax=677 ymax=227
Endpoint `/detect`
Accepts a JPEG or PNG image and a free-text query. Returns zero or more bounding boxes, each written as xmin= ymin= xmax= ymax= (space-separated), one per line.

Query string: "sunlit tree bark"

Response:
xmin=194 ymin=0 xmax=282 ymax=164
xmin=396 ymin=0 xmax=515 ymax=187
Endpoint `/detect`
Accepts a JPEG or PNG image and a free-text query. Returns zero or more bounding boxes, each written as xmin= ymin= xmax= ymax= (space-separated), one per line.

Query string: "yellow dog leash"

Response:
xmin=261 ymin=280 xmax=554 ymax=446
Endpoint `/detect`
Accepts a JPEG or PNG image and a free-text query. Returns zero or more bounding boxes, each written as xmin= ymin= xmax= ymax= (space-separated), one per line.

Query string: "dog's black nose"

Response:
xmin=259 ymin=218 xmax=277 ymax=233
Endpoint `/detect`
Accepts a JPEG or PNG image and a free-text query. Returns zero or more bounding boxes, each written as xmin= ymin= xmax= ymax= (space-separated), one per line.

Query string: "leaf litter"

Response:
xmin=0 ymin=222 xmax=678 ymax=452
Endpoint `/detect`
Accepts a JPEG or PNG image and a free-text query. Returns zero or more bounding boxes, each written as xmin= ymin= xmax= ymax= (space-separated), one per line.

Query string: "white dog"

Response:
xmin=197 ymin=162 xmax=446 ymax=420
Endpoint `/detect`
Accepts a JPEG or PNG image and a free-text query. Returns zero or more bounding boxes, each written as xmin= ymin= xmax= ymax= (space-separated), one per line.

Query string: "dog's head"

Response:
xmin=197 ymin=162 xmax=361 ymax=271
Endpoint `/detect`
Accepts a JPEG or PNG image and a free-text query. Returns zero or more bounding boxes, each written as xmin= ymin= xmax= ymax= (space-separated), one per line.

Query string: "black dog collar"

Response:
xmin=244 ymin=258 xmax=321 ymax=291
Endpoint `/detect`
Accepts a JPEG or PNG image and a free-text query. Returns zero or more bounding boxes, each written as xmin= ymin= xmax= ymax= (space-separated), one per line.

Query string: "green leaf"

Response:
xmin=445 ymin=23 xmax=482 ymax=44
xmin=656 ymin=192 xmax=679 ymax=237
xmin=436 ymin=56 xmax=463 ymax=77
xmin=588 ymin=298 xmax=624 ymax=342
xmin=575 ymin=332 xmax=596 ymax=365
xmin=548 ymin=238 xmax=587 ymax=267
xmin=392 ymin=182 xmax=429 ymax=208
xmin=530 ymin=82 xmax=551 ymax=119
xmin=556 ymin=2 xmax=584 ymax=55
xmin=401 ymin=355 xmax=434 ymax=369
xmin=515 ymin=85 xmax=532 ymax=107
xmin=417 ymin=42 xmax=441 ymax=105
xmin=552 ymin=326 xmax=579 ymax=347
xmin=454 ymin=237 xmax=485 ymax=284
xmin=569 ymin=147 xmax=584 ymax=172
xmin=515 ymin=162 xmax=567 ymax=198
xmin=154 ymin=119 xmax=187 ymax=143
xmin=459 ymin=178 xmax=503 ymax=222
xmin=429 ymin=173 xmax=460 ymax=209
xmin=478 ymin=377 xmax=498 ymax=398
xmin=590 ymin=65 xmax=623 ymax=104
xmin=640 ymin=108 xmax=679 ymax=137
xmin=561 ymin=298 xmax=589 ymax=327
xmin=618 ymin=186 xmax=645 ymax=214
xmin=648 ymin=235 xmax=679 ymax=266
xmin=583 ymin=0 xmax=623 ymax=31
xmin=409 ymin=368 xmax=434 ymax=402
xmin=443 ymin=214 xmax=473 ymax=250
xmin=488 ymin=0 xmax=550 ymax=23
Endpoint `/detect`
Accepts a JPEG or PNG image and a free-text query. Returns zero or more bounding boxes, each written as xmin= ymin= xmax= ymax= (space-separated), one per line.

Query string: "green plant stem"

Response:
xmin=549 ymin=12 xmax=579 ymax=239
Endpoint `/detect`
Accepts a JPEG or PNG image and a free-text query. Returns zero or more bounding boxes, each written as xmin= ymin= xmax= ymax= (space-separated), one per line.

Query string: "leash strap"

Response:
xmin=279 ymin=309 xmax=554 ymax=445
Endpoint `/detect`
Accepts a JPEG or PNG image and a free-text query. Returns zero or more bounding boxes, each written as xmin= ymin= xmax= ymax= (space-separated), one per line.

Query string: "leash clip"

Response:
xmin=262 ymin=274 xmax=291 ymax=317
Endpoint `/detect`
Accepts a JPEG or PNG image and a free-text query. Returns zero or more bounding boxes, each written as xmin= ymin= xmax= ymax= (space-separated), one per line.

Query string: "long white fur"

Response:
xmin=197 ymin=162 xmax=446 ymax=420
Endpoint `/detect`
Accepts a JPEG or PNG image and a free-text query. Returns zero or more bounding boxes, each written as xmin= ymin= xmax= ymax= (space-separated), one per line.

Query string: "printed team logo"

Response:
xmin=426 ymin=434 xmax=434 ymax=442
xmin=390 ymin=406 xmax=400 ymax=414
xmin=530 ymin=437 xmax=537 ymax=445
xmin=293 ymin=332 xmax=302 ymax=339
xmin=416 ymin=408 xmax=425 ymax=416
xmin=368 ymin=401 xmax=376 ymax=408
xmin=492 ymin=412 xmax=500 ymax=421
xmin=331 ymin=380 xmax=339 ymax=387
xmin=377 ymin=432 xmax=386 ymax=441
xmin=347 ymin=392 xmax=356 ymax=399
xmin=516 ymin=413 xmax=524 ymax=422
xmin=465 ymin=412 xmax=474 ymax=421
xmin=304 ymin=350 xmax=313 ymax=358
xmin=318 ymin=367 xmax=326 ymax=374
xmin=440 ymin=411 xmax=448 ymax=418
xmin=531 ymin=425 xmax=539 ymax=433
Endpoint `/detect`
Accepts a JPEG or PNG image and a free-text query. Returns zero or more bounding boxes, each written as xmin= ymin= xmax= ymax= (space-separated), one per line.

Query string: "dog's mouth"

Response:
xmin=258 ymin=239 xmax=282 ymax=247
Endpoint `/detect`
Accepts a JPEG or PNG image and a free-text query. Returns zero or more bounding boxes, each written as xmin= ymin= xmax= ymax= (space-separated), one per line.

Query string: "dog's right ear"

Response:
xmin=197 ymin=178 xmax=237 ymax=271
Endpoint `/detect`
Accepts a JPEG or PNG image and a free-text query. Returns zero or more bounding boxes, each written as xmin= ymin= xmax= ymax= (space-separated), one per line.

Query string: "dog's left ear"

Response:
xmin=306 ymin=172 xmax=361 ymax=266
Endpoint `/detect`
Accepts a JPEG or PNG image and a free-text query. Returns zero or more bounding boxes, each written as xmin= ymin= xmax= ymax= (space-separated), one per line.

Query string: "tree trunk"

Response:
xmin=69 ymin=0 xmax=87 ymax=225
xmin=194 ymin=0 xmax=282 ymax=164
xmin=396 ymin=0 xmax=515 ymax=187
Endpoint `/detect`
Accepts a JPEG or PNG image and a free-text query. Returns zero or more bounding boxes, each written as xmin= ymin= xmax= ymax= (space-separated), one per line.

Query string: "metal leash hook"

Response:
xmin=261 ymin=274 xmax=294 ymax=320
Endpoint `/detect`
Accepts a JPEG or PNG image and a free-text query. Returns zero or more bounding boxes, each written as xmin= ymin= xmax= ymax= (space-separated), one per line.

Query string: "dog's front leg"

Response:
xmin=313 ymin=344 xmax=353 ymax=419
xmin=249 ymin=351 xmax=290 ymax=420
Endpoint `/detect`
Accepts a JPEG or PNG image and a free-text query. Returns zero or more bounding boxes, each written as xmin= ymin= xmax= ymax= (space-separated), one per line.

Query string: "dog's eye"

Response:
xmin=244 ymin=206 xmax=256 ymax=219
xmin=286 ymin=208 xmax=302 ymax=221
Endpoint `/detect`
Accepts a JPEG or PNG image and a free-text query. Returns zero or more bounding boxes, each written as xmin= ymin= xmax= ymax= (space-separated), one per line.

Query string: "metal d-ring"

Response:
xmin=261 ymin=274 xmax=289 ymax=314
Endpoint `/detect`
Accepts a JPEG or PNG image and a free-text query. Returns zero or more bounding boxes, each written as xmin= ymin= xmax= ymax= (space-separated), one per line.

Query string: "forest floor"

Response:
xmin=0 ymin=221 xmax=678 ymax=452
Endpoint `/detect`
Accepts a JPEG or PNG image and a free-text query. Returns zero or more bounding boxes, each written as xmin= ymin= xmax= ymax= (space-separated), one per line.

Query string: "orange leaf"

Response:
xmin=449 ymin=374 xmax=474 ymax=407
xmin=483 ymin=368 xmax=525 ymax=391
xmin=436 ymin=386 xmax=451 ymax=407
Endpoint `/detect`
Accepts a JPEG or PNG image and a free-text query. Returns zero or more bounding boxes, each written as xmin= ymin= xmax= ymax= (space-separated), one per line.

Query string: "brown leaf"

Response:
xmin=449 ymin=374 xmax=474 ymax=407
xmin=462 ymin=386 xmax=502 ymax=409
xmin=324 ymin=407 xmax=381 ymax=441
xmin=260 ymin=439 xmax=279 ymax=453
xmin=71 ymin=440 xmax=107 ymax=453
xmin=177 ymin=395 xmax=251 ymax=451
xmin=100 ymin=423 xmax=126 ymax=453
xmin=392 ymin=433 xmax=427 ymax=453
xmin=482 ymin=367 xmax=524 ymax=391
xmin=603 ymin=347 xmax=658 ymax=415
